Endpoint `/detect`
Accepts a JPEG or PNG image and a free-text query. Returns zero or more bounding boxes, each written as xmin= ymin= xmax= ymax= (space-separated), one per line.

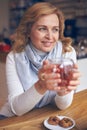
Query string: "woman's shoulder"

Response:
xmin=6 ymin=51 xmax=15 ymax=64
xmin=6 ymin=50 xmax=27 ymax=65
xmin=7 ymin=50 xmax=25 ymax=59
xmin=7 ymin=51 xmax=14 ymax=59
xmin=63 ymin=46 xmax=77 ymax=63
xmin=69 ymin=46 xmax=76 ymax=53
xmin=63 ymin=46 xmax=76 ymax=55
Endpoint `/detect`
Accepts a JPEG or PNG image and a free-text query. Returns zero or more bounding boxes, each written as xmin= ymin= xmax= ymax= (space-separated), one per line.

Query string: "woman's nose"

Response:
xmin=45 ymin=30 xmax=53 ymax=39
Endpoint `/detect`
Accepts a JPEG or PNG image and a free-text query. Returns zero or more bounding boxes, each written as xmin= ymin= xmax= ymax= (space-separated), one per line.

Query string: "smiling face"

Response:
xmin=29 ymin=14 xmax=59 ymax=52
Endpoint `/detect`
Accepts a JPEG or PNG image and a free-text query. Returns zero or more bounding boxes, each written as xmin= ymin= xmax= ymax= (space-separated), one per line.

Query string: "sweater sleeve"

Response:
xmin=55 ymin=91 xmax=74 ymax=110
xmin=6 ymin=52 xmax=43 ymax=116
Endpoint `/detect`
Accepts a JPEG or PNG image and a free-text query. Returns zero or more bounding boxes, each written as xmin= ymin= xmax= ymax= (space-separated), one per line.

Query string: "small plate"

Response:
xmin=44 ymin=116 xmax=75 ymax=130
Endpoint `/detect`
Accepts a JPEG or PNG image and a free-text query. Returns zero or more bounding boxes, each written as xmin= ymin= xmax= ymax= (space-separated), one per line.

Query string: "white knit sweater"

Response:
xmin=0 ymin=48 xmax=76 ymax=117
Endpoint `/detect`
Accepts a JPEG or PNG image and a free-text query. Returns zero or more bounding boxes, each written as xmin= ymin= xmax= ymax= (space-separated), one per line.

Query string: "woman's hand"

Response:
xmin=65 ymin=64 xmax=81 ymax=91
xmin=57 ymin=64 xmax=81 ymax=95
xmin=35 ymin=60 xmax=61 ymax=94
xmin=35 ymin=61 xmax=81 ymax=96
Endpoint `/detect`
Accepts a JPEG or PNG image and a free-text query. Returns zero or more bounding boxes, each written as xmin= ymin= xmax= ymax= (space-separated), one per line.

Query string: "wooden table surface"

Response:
xmin=0 ymin=89 xmax=87 ymax=130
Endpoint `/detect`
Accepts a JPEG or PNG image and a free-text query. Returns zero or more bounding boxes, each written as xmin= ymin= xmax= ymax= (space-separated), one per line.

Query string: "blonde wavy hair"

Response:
xmin=12 ymin=2 xmax=72 ymax=53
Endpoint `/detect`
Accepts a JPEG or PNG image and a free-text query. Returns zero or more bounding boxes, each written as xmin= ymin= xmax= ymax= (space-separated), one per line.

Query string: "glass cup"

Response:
xmin=49 ymin=58 xmax=74 ymax=87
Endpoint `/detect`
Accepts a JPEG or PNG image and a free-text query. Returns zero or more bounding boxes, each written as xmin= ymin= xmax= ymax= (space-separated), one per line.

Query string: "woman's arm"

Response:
xmin=6 ymin=52 xmax=43 ymax=116
xmin=55 ymin=90 xmax=74 ymax=109
xmin=55 ymin=47 xmax=80 ymax=109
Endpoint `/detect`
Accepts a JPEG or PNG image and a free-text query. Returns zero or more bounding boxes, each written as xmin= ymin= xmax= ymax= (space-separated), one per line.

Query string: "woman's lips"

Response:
xmin=42 ymin=41 xmax=53 ymax=47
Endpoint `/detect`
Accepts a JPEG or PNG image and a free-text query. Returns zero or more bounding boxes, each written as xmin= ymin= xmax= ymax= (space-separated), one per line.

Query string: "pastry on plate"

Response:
xmin=48 ymin=116 xmax=60 ymax=125
xmin=59 ymin=117 xmax=73 ymax=128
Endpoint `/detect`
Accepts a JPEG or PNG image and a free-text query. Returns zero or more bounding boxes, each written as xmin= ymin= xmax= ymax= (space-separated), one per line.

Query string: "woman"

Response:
xmin=0 ymin=2 xmax=80 ymax=119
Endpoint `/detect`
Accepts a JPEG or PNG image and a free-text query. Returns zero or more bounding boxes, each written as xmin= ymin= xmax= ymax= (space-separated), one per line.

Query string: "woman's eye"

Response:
xmin=38 ymin=27 xmax=47 ymax=31
xmin=53 ymin=28 xmax=59 ymax=33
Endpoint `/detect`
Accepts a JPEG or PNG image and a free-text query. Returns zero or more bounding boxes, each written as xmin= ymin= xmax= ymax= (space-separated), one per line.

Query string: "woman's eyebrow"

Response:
xmin=36 ymin=24 xmax=59 ymax=28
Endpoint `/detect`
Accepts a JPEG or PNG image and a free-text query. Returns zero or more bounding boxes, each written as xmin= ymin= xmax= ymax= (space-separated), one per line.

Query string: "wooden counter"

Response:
xmin=0 ymin=90 xmax=87 ymax=130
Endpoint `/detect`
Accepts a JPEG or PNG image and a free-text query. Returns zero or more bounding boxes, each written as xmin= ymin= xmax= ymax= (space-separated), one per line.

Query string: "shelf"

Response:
xmin=10 ymin=7 xmax=26 ymax=11
xmin=9 ymin=0 xmax=28 ymax=34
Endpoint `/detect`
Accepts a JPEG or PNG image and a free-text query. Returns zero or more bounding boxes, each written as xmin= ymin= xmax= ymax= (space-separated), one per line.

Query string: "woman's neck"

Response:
xmin=30 ymin=43 xmax=47 ymax=57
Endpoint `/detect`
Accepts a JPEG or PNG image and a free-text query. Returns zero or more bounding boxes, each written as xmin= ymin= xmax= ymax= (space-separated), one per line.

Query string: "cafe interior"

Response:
xmin=0 ymin=0 xmax=87 ymax=130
